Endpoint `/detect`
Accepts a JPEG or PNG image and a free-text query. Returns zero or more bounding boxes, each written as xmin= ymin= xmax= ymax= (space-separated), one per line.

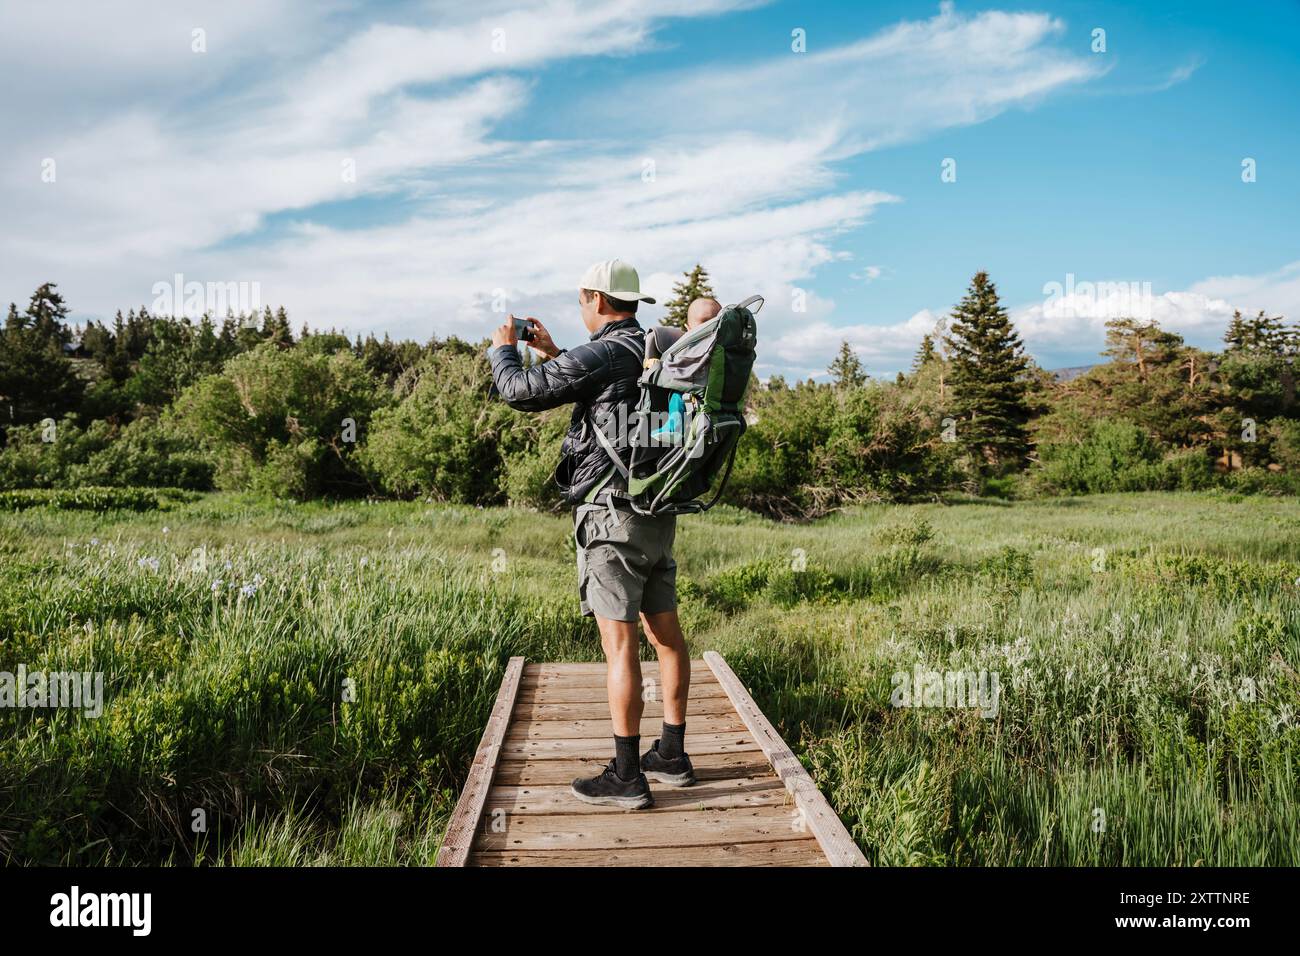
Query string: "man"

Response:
xmin=488 ymin=258 xmax=696 ymax=810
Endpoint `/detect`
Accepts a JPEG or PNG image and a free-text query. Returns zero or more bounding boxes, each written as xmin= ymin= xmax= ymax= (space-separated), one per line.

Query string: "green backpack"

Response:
xmin=588 ymin=296 xmax=761 ymax=515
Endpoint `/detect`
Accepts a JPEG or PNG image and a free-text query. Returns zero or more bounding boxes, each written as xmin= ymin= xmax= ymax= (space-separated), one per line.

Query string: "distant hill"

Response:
xmin=1048 ymin=364 xmax=1096 ymax=382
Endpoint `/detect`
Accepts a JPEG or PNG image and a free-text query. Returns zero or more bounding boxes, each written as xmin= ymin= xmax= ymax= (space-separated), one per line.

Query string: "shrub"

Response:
xmin=1224 ymin=467 xmax=1300 ymax=496
xmin=1266 ymin=419 xmax=1300 ymax=472
xmin=1033 ymin=419 xmax=1178 ymax=494
xmin=726 ymin=383 xmax=834 ymax=517
xmin=69 ymin=413 xmax=213 ymax=490
xmin=0 ymin=486 xmax=196 ymax=511
xmin=362 ymin=349 xmax=527 ymax=503
xmin=501 ymin=409 xmax=568 ymax=511
xmin=726 ymin=378 xmax=962 ymax=518
xmin=0 ymin=416 xmax=113 ymax=489
xmin=172 ymin=343 xmax=386 ymax=498
xmin=873 ymin=516 xmax=936 ymax=548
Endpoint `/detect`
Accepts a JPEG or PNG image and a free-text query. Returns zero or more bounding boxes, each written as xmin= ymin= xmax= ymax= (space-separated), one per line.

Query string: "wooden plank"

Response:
xmin=512 ymin=698 xmax=737 ymax=721
xmin=511 ymin=683 xmax=730 ymax=703
xmin=475 ymin=804 xmax=813 ymax=852
xmin=520 ymin=674 xmax=718 ymax=690
xmin=527 ymin=662 xmax=715 ymax=677
xmin=493 ymin=751 xmax=774 ymax=786
xmin=470 ymin=839 xmax=829 ymax=867
xmin=434 ymin=656 xmax=526 ymax=867
xmin=483 ymin=777 xmax=789 ymax=814
xmin=500 ymin=730 xmax=761 ymax=761
xmin=505 ymin=713 xmax=745 ymax=741
xmin=703 ymin=651 xmax=868 ymax=868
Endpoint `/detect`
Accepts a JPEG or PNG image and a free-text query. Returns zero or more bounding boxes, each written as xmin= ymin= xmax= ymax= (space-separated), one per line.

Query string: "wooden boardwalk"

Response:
xmin=436 ymin=651 xmax=866 ymax=867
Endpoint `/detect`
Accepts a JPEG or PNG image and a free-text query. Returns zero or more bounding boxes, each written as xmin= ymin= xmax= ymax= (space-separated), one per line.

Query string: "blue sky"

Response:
xmin=2 ymin=0 xmax=1297 ymax=378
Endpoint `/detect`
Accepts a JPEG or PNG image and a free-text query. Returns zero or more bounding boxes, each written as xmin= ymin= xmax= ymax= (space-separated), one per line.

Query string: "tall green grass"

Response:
xmin=2 ymin=492 xmax=1297 ymax=865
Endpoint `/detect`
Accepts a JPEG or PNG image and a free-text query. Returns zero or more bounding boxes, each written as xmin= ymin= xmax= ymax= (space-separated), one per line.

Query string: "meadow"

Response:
xmin=2 ymin=491 xmax=1298 ymax=866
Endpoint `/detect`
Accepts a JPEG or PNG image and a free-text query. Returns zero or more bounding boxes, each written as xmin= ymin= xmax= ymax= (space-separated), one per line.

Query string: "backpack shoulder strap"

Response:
xmin=582 ymin=329 xmax=644 ymax=481
xmin=604 ymin=329 xmax=645 ymax=363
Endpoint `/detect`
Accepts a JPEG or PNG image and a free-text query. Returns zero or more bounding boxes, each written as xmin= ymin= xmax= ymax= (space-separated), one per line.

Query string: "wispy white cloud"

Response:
xmin=601 ymin=2 xmax=1106 ymax=152
xmin=779 ymin=261 xmax=1300 ymax=382
xmin=3 ymin=1 xmax=1111 ymax=375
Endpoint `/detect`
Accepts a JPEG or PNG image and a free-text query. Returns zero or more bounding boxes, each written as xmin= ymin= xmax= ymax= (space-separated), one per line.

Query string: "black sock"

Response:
xmin=614 ymin=734 xmax=640 ymax=780
xmin=660 ymin=721 xmax=686 ymax=759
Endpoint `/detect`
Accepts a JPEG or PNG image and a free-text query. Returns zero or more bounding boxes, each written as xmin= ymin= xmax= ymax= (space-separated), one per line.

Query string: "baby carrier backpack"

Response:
xmin=587 ymin=296 xmax=761 ymax=515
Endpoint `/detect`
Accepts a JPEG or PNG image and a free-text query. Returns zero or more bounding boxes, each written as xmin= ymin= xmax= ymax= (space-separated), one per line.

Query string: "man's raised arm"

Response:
xmin=488 ymin=341 xmax=607 ymax=412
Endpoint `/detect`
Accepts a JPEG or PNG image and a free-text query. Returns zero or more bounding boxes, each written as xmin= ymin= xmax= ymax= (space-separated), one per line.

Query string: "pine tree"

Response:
xmin=265 ymin=306 xmax=293 ymax=348
xmin=25 ymin=282 xmax=73 ymax=347
xmin=1223 ymin=310 xmax=1250 ymax=351
xmin=943 ymin=271 xmax=1032 ymax=471
xmin=660 ymin=264 xmax=715 ymax=329
xmin=828 ymin=340 xmax=867 ymax=388
xmin=912 ymin=334 xmax=937 ymax=371
xmin=0 ymin=285 xmax=84 ymax=427
xmin=1224 ymin=309 xmax=1288 ymax=354
xmin=1102 ymin=317 xmax=1184 ymax=380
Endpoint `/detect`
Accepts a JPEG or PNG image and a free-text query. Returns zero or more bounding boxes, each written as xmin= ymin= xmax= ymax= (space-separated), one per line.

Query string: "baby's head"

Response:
xmin=686 ymin=297 xmax=721 ymax=330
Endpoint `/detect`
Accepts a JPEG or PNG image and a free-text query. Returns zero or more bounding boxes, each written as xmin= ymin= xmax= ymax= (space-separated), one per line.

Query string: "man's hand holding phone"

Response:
xmin=491 ymin=315 xmax=559 ymax=359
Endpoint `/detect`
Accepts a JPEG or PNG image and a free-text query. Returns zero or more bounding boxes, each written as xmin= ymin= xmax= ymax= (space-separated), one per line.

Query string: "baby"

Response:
xmin=653 ymin=297 xmax=723 ymax=442
xmin=686 ymin=296 xmax=721 ymax=330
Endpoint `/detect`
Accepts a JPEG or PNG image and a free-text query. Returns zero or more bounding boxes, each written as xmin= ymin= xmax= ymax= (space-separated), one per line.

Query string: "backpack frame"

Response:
xmin=585 ymin=295 xmax=761 ymax=515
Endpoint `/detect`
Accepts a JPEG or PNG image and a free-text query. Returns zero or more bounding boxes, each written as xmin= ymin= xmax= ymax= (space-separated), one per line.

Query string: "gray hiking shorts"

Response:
xmin=573 ymin=502 xmax=678 ymax=623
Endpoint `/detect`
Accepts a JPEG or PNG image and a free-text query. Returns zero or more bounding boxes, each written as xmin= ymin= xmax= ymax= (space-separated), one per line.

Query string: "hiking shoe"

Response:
xmin=570 ymin=759 xmax=654 ymax=809
xmin=640 ymin=739 xmax=696 ymax=787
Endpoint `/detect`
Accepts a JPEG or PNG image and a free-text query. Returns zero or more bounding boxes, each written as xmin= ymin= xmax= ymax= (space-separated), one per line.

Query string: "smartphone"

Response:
xmin=511 ymin=317 xmax=535 ymax=342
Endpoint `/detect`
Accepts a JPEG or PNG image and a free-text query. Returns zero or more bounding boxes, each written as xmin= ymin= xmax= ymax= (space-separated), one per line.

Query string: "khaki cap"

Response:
xmin=578 ymin=258 xmax=656 ymax=304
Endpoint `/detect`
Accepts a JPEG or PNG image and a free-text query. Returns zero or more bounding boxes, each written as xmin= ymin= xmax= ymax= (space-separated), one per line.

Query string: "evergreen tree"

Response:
xmin=265 ymin=306 xmax=294 ymax=348
xmin=1102 ymin=317 xmax=1184 ymax=381
xmin=912 ymin=334 xmax=937 ymax=371
xmin=0 ymin=287 xmax=84 ymax=430
xmin=943 ymin=271 xmax=1032 ymax=471
xmin=1224 ymin=309 xmax=1288 ymax=353
xmin=660 ymin=264 xmax=715 ymax=330
xmin=1223 ymin=310 xmax=1250 ymax=351
xmin=25 ymin=282 xmax=73 ymax=348
xmin=828 ymin=340 xmax=867 ymax=388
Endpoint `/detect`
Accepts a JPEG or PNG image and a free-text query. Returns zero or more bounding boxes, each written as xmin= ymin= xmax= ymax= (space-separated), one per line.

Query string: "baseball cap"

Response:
xmin=578 ymin=258 xmax=656 ymax=304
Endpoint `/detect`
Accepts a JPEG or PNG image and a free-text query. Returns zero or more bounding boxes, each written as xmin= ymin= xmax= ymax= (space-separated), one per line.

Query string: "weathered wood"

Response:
xmin=511 ymin=683 xmax=730 ymax=703
xmin=469 ymin=839 xmax=828 ymax=867
xmin=519 ymin=673 xmax=719 ymax=690
xmin=500 ymin=729 xmax=761 ymax=761
xmin=434 ymin=656 xmax=525 ymax=867
xmin=475 ymin=804 xmax=812 ymax=852
xmin=703 ymin=651 xmax=868 ymax=868
xmin=512 ymin=698 xmax=737 ymax=721
xmin=484 ymin=777 xmax=789 ymax=814
xmin=527 ymin=661 xmax=715 ymax=677
xmin=444 ymin=656 xmax=862 ymax=867
xmin=504 ymin=713 xmax=745 ymax=741
xmin=492 ymin=751 xmax=775 ymax=787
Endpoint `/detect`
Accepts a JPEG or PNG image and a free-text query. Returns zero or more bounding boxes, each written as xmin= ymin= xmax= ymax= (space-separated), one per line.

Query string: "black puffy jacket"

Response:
xmin=489 ymin=317 xmax=644 ymax=504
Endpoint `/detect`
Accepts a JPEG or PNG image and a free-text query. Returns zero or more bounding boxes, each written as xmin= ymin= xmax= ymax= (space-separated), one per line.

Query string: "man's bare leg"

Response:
xmin=597 ymin=615 xmax=644 ymax=736
xmin=639 ymin=609 xmax=695 ymax=785
xmin=568 ymin=614 xmax=653 ymax=807
xmin=641 ymin=609 xmax=689 ymax=725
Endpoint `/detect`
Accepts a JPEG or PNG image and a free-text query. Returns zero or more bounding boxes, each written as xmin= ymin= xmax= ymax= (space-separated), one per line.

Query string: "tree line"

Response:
xmin=1 ymin=272 xmax=1297 ymax=517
